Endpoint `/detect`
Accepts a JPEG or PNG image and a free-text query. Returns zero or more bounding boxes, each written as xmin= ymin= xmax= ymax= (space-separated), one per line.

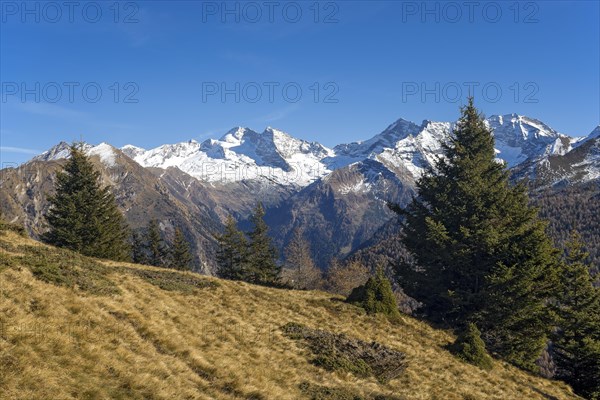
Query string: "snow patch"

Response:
xmin=88 ymin=143 xmax=117 ymax=167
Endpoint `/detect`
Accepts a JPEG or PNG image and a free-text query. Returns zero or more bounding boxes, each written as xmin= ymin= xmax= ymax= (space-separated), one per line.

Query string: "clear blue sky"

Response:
xmin=1 ymin=0 xmax=599 ymax=166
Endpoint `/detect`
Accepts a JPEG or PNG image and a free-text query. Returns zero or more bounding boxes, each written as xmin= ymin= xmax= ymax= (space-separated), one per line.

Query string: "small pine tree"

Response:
xmin=246 ymin=203 xmax=280 ymax=286
xmin=347 ymin=267 xmax=401 ymax=320
xmin=283 ymin=228 xmax=323 ymax=290
xmin=216 ymin=215 xmax=248 ymax=280
xmin=170 ymin=227 xmax=193 ymax=271
xmin=553 ymin=231 xmax=600 ymax=399
xmin=451 ymin=323 xmax=494 ymax=370
xmin=43 ymin=143 xmax=130 ymax=261
xmin=147 ymin=219 xmax=166 ymax=267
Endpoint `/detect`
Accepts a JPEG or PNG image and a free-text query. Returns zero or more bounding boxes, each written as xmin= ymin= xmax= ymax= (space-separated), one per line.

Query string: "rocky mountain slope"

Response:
xmin=1 ymin=114 xmax=597 ymax=270
xmin=512 ymin=125 xmax=600 ymax=187
xmin=3 ymin=144 xmax=224 ymax=272
xmin=0 ymin=227 xmax=580 ymax=400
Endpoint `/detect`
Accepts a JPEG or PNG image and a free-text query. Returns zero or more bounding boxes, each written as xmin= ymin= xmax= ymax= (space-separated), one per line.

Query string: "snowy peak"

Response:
xmin=218 ymin=127 xmax=257 ymax=145
xmin=365 ymin=119 xmax=449 ymax=179
xmin=33 ymin=141 xmax=84 ymax=162
xmin=582 ymin=125 xmax=600 ymax=143
xmin=33 ymin=141 xmax=120 ymax=168
xmin=135 ymin=140 xmax=202 ymax=169
xmin=486 ymin=114 xmax=574 ymax=166
xmin=122 ymin=126 xmax=334 ymax=185
xmin=121 ymin=144 xmax=146 ymax=159
xmin=27 ymin=115 xmax=594 ymax=188
xmin=487 ymin=114 xmax=561 ymax=140
xmin=265 ymin=126 xmax=332 ymax=160
xmin=88 ymin=143 xmax=119 ymax=167
xmin=327 ymin=114 xmax=579 ymax=184
xmin=362 ymin=118 xmax=423 ymax=153
xmin=328 ymin=118 xmax=423 ymax=171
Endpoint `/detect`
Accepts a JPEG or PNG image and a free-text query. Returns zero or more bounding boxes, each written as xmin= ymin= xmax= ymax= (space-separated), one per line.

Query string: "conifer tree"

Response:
xmin=131 ymin=231 xmax=148 ymax=264
xmin=553 ymin=231 xmax=600 ymax=399
xmin=216 ymin=215 xmax=248 ymax=280
xmin=347 ymin=267 xmax=400 ymax=320
xmin=451 ymin=323 xmax=494 ymax=370
xmin=147 ymin=219 xmax=166 ymax=267
xmin=246 ymin=203 xmax=280 ymax=285
xmin=43 ymin=143 xmax=130 ymax=261
xmin=392 ymin=98 xmax=559 ymax=371
xmin=284 ymin=228 xmax=323 ymax=290
xmin=170 ymin=227 xmax=193 ymax=270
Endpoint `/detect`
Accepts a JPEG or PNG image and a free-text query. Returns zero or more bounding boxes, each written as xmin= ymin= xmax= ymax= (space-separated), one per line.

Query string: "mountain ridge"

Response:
xmin=4 ymin=114 xmax=599 ymax=270
xmin=33 ymin=113 xmax=595 ymax=188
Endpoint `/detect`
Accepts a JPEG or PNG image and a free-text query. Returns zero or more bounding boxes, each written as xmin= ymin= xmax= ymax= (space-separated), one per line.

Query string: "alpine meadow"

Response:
xmin=1 ymin=1 xmax=599 ymax=399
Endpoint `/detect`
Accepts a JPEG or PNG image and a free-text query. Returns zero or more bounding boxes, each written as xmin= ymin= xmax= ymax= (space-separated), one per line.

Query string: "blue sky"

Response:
xmin=1 ymin=0 xmax=599 ymax=165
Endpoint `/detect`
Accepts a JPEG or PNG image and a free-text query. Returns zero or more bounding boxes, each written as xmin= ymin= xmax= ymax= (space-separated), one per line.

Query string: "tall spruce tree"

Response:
xmin=44 ymin=143 xmax=130 ymax=261
xmin=246 ymin=203 xmax=280 ymax=286
xmin=216 ymin=215 xmax=248 ymax=280
xmin=553 ymin=231 xmax=600 ymax=399
xmin=392 ymin=98 xmax=559 ymax=371
xmin=131 ymin=231 xmax=148 ymax=264
xmin=169 ymin=227 xmax=193 ymax=271
xmin=147 ymin=219 xmax=166 ymax=267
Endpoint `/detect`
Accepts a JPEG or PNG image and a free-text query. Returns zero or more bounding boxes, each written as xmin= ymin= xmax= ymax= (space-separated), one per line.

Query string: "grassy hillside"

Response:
xmin=0 ymin=228 xmax=580 ymax=400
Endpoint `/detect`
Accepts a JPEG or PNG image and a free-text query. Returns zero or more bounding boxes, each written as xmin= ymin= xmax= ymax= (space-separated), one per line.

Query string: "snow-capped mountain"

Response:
xmin=32 ymin=114 xmax=590 ymax=190
xmin=34 ymin=141 xmax=120 ymax=166
xmin=325 ymin=114 xmax=579 ymax=183
xmin=33 ymin=141 xmax=90 ymax=162
xmin=486 ymin=114 xmax=575 ymax=166
xmin=124 ymin=127 xmax=334 ymax=186
xmin=512 ymin=125 xmax=600 ymax=187
xmin=6 ymin=114 xmax=599 ymax=269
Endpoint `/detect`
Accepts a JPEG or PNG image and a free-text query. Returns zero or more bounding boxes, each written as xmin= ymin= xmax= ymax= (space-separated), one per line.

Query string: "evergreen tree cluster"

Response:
xmin=43 ymin=144 xmax=131 ymax=261
xmin=216 ymin=203 xmax=280 ymax=286
xmin=552 ymin=232 xmax=600 ymax=399
xmin=535 ymin=182 xmax=600 ymax=276
xmin=43 ymin=144 xmax=195 ymax=270
xmin=391 ymin=99 xmax=600 ymax=398
xmin=132 ymin=219 xmax=194 ymax=270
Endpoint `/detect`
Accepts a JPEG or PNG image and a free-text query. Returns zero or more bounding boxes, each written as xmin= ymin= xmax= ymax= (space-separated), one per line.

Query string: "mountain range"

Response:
xmin=1 ymin=114 xmax=598 ymax=271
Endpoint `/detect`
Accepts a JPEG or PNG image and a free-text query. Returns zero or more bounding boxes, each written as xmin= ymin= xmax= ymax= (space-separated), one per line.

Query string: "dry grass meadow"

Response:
xmin=0 ymin=229 xmax=581 ymax=400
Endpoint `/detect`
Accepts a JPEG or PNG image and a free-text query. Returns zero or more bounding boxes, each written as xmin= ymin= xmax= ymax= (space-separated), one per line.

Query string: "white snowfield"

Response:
xmin=34 ymin=114 xmax=597 ymax=187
